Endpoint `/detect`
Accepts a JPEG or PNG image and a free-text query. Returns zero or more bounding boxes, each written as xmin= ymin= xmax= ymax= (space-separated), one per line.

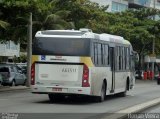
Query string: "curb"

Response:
xmin=0 ymin=86 xmax=30 ymax=92
xmin=102 ymin=97 xmax=160 ymax=119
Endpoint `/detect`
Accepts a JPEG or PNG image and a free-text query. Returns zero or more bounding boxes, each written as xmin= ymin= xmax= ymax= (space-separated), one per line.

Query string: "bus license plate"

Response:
xmin=52 ymin=88 xmax=62 ymax=92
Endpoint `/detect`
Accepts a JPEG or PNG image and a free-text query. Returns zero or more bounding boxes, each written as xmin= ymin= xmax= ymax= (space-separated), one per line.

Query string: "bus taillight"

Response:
xmin=31 ymin=63 xmax=35 ymax=85
xmin=82 ymin=64 xmax=90 ymax=87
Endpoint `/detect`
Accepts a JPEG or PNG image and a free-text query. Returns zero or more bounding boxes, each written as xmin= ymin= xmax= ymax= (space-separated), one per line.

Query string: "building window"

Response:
xmin=137 ymin=0 xmax=150 ymax=6
xmin=112 ymin=2 xmax=119 ymax=12
xmin=119 ymin=4 xmax=128 ymax=11
xmin=112 ymin=2 xmax=128 ymax=12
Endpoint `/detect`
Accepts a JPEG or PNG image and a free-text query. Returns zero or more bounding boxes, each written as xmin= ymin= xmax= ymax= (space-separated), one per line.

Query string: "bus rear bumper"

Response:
xmin=31 ymin=85 xmax=91 ymax=95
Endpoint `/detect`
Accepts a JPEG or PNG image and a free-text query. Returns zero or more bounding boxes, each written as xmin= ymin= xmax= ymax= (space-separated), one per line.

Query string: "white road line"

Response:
xmin=102 ymin=97 xmax=160 ymax=119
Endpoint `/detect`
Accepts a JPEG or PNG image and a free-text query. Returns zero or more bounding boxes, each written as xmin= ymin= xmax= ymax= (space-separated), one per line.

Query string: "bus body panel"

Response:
xmin=35 ymin=63 xmax=83 ymax=86
xmin=90 ymin=67 xmax=112 ymax=96
xmin=114 ymin=72 xmax=130 ymax=93
xmin=115 ymin=72 xmax=129 ymax=91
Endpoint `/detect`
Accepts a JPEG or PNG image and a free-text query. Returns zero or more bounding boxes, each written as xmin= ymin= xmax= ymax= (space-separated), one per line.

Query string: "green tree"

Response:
xmin=0 ymin=0 xmax=73 ymax=40
xmin=0 ymin=20 xmax=10 ymax=29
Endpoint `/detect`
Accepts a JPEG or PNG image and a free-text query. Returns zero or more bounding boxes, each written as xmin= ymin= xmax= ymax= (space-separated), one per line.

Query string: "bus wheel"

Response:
xmin=96 ymin=82 xmax=106 ymax=102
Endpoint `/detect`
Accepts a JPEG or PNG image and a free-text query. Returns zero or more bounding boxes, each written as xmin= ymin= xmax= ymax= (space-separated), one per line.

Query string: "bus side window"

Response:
xmin=126 ymin=48 xmax=130 ymax=70
xmin=94 ymin=43 xmax=98 ymax=65
xmin=122 ymin=47 xmax=125 ymax=70
xmin=104 ymin=44 xmax=109 ymax=66
xmin=124 ymin=47 xmax=127 ymax=70
xmin=102 ymin=44 xmax=105 ymax=65
xmin=116 ymin=46 xmax=120 ymax=71
xmin=97 ymin=43 xmax=102 ymax=66
xmin=120 ymin=46 xmax=123 ymax=70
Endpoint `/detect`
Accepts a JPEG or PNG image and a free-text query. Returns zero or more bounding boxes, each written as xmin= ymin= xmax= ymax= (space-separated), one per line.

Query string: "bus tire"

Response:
xmin=96 ymin=82 xmax=106 ymax=102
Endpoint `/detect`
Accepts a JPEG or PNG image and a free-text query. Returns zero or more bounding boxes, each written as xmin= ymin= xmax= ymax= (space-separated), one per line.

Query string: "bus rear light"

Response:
xmin=82 ymin=64 xmax=90 ymax=87
xmin=31 ymin=63 xmax=35 ymax=85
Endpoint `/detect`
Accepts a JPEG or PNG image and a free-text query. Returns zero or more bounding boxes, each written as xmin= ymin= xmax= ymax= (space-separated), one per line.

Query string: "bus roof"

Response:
xmin=35 ymin=29 xmax=131 ymax=45
xmin=99 ymin=33 xmax=130 ymax=45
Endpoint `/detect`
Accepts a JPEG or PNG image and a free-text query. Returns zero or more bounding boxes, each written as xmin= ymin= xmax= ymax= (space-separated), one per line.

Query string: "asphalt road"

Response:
xmin=0 ymin=80 xmax=160 ymax=119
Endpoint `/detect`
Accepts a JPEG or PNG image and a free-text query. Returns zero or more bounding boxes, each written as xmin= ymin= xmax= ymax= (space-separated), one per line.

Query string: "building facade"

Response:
xmin=0 ymin=41 xmax=20 ymax=62
xmin=128 ymin=0 xmax=160 ymax=20
xmin=128 ymin=0 xmax=160 ymax=9
xmin=90 ymin=0 xmax=128 ymax=12
xmin=90 ymin=0 xmax=160 ymax=12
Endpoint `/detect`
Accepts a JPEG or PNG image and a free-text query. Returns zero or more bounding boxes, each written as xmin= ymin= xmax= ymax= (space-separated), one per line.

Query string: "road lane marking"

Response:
xmin=102 ymin=97 xmax=160 ymax=119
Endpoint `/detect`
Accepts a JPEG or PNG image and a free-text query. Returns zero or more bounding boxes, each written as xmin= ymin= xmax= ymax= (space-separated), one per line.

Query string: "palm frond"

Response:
xmin=55 ymin=10 xmax=71 ymax=19
xmin=44 ymin=14 xmax=61 ymax=24
xmin=32 ymin=21 xmax=42 ymax=26
xmin=0 ymin=20 xmax=10 ymax=29
xmin=50 ymin=24 xmax=65 ymax=30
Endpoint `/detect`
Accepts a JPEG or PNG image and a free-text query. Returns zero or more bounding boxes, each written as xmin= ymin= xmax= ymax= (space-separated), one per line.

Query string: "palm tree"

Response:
xmin=33 ymin=10 xmax=75 ymax=31
xmin=0 ymin=20 xmax=9 ymax=29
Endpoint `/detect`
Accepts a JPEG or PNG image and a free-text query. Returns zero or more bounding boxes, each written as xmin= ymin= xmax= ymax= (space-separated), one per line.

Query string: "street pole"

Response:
xmin=26 ymin=13 xmax=32 ymax=87
xmin=151 ymin=0 xmax=156 ymax=80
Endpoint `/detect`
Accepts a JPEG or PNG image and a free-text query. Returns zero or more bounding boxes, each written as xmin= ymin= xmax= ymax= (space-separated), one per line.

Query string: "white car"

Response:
xmin=0 ymin=64 xmax=26 ymax=86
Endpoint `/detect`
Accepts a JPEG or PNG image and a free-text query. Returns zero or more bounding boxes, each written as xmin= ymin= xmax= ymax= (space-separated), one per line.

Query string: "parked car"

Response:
xmin=0 ymin=63 xmax=26 ymax=86
xmin=0 ymin=74 xmax=4 ymax=86
xmin=17 ymin=66 xmax=27 ymax=75
xmin=16 ymin=63 xmax=27 ymax=75
xmin=135 ymin=70 xmax=144 ymax=79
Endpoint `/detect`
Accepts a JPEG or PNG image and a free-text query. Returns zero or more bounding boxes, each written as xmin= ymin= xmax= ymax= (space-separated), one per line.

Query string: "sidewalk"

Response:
xmin=0 ymin=86 xmax=30 ymax=92
xmin=135 ymin=79 xmax=157 ymax=84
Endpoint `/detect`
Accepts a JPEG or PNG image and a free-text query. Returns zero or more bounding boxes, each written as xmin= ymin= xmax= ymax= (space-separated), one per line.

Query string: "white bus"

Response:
xmin=31 ymin=28 xmax=137 ymax=102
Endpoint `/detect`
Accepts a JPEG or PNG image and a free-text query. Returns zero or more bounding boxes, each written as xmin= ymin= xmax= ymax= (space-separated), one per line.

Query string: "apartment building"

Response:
xmin=90 ymin=0 xmax=128 ymax=12
xmin=0 ymin=41 xmax=20 ymax=62
xmin=128 ymin=0 xmax=160 ymax=20
xmin=128 ymin=0 xmax=160 ymax=9
xmin=90 ymin=0 xmax=160 ymax=12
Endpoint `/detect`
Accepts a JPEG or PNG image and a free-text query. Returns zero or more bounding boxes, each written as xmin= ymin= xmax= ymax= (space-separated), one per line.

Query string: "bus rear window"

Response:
xmin=32 ymin=37 xmax=91 ymax=56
